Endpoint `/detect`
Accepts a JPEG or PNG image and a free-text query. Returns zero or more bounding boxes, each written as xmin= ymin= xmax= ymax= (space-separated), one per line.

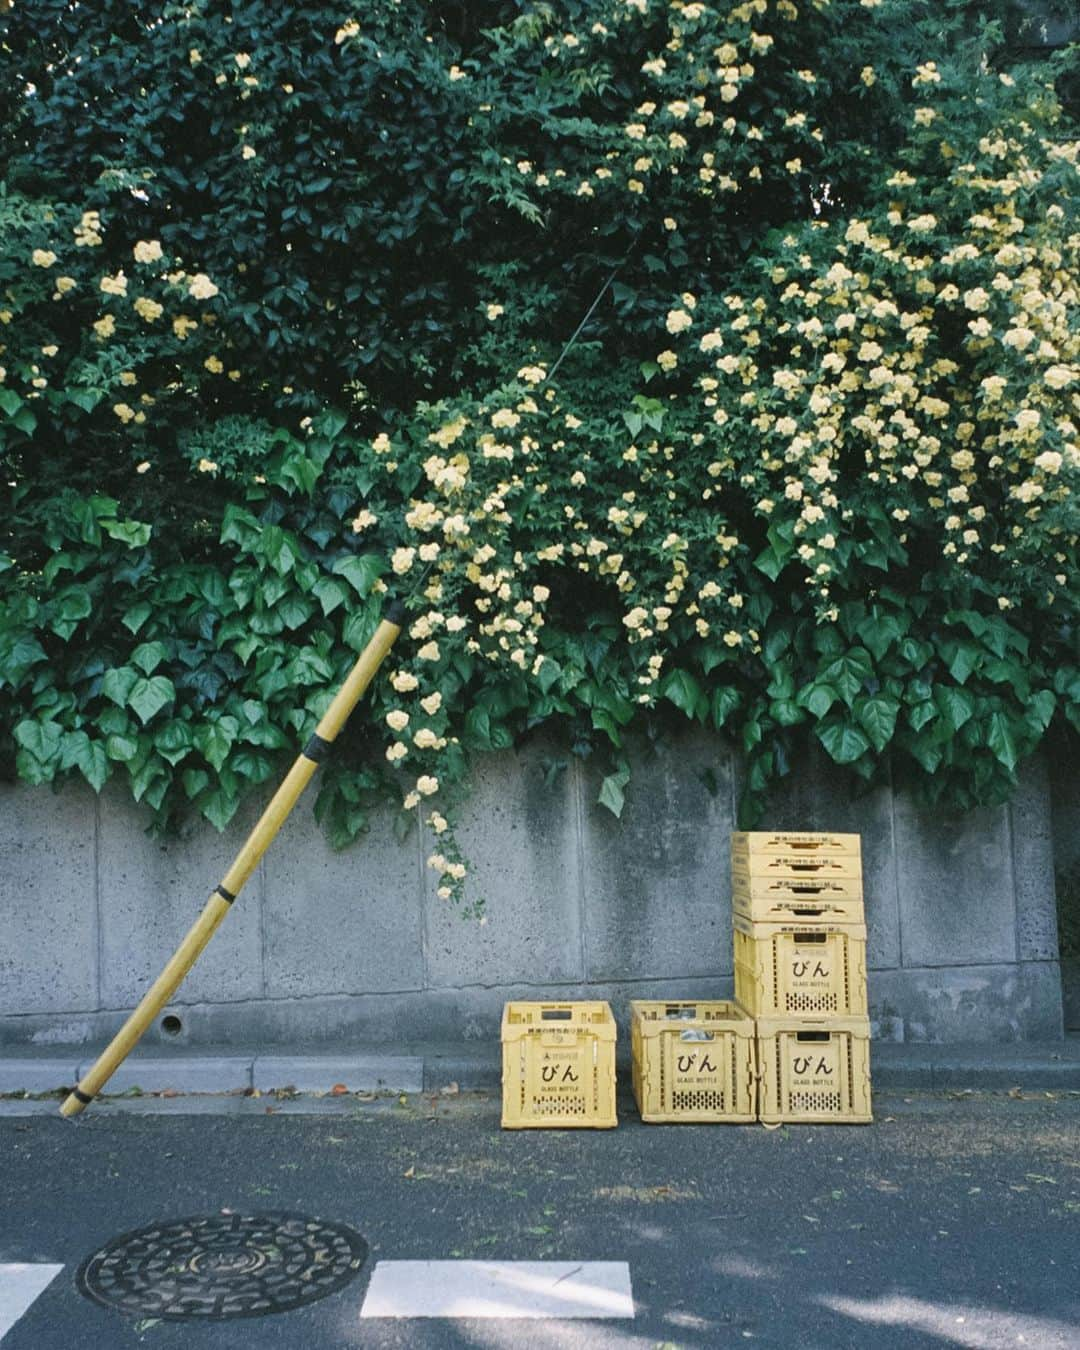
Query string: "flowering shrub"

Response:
xmin=1 ymin=0 xmax=1076 ymax=910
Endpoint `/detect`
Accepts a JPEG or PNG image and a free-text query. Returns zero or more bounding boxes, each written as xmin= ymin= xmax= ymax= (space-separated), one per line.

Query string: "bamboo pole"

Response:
xmin=60 ymin=602 xmax=405 ymax=1118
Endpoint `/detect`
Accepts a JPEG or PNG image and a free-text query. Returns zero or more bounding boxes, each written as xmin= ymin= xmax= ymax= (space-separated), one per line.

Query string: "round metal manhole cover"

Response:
xmin=76 ymin=1212 xmax=368 ymax=1320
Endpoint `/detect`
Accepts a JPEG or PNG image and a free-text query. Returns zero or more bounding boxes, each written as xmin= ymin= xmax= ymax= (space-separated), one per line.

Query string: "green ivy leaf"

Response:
xmin=819 ymin=648 xmax=874 ymax=707
xmin=944 ymin=640 xmax=980 ymax=685
xmin=711 ymin=685 xmax=740 ymax=730
xmin=986 ymin=711 xmax=1018 ymax=772
xmin=65 ymin=387 xmax=104 ymax=413
xmin=597 ymin=765 xmax=630 ymax=818
xmin=102 ymin=518 xmax=152 ymax=547
xmin=816 ymin=718 xmax=871 ymax=765
xmin=933 ymin=684 xmax=974 ymax=733
xmin=232 ymin=750 xmax=273 ymax=783
xmin=332 ymin=553 xmax=384 ymax=597
xmin=277 ymin=594 xmax=315 ymax=630
xmin=102 ymin=666 xmax=140 ymax=707
xmin=856 ymin=612 xmax=905 ymax=663
xmin=798 ymin=683 xmax=837 ymax=719
xmin=182 ymin=767 xmax=211 ymax=799
xmin=14 ymin=719 xmax=63 ymax=764
xmin=312 ymin=576 xmax=349 ymax=616
xmin=128 ymin=675 xmax=175 ymax=724
xmin=50 ymin=587 xmax=92 ymax=639
xmin=907 ymin=700 xmax=938 ymax=733
xmin=0 ymin=634 xmax=47 ymax=687
xmin=131 ymin=641 xmax=169 ymax=676
xmin=898 ymin=637 xmax=934 ymax=670
xmin=536 ymin=657 xmax=562 ymax=695
xmin=855 ymin=694 xmax=899 ymax=752
xmin=195 ymin=717 xmax=239 ymax=771
xmin=199 ymin=787 xmax=240 ymax=832
xmin=1025 ymin=689 xmax=1056 ymax=733
xmin=154 ymin=720 xmax=194 ymax=765
xmin=591 ymin=709 xmax=623 ymax=747
xmin=72 ymin=735 xmax=109 ymax=791
xmin=769 ymin=698 xmax=805 ymax=727
xmin=106 ymin=734 xmax=140 ymax=763
xmin=901 ymin=732 xmax=944 ymax=774
xmin=121 ymin=602 xmax=154 ymax=635
xmin=661 ymin=668 xmax=707 ymax=720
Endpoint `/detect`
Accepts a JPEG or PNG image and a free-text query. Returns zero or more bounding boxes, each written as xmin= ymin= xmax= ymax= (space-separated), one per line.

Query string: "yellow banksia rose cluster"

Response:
xmin=464 ymin=0 xmax=838 ymax=221
xmin=10 ymin=205 xmax=227 ymax=439
xmin=649 ymin=109 xmax=1079 ymax=616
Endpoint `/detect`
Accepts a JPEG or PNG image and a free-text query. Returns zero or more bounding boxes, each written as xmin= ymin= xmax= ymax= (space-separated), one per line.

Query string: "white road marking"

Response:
xmin=0 ymin=1264 xmax=63 ymax=1340
xmin=360 ymin=1260 xmax=634 ymax=1319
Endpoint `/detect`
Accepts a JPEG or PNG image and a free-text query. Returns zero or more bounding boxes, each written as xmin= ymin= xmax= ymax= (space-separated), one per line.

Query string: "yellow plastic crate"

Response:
xmin=732 ymin=878 xmax=864 ymax=926
xmin=756 ymin=1016 xmax=872 ymax=1124
xmin=631 ymin=1000 xmax=756 ymax=1124
xmin=731 ymin=831 xmax=861 ymax=859
xmin=733 ymin=916 xmax=868 ymax=1017
xmin=501 ymin=1001 xmax=617 ymax=1129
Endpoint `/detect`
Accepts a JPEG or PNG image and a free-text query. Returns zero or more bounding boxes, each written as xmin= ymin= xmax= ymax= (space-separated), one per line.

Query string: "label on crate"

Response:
xmin=669 ymin=1039 xmax=722 ymax=1089
xmin=785 ymin=947 xmax=835 ymax=992
xmin=784 ymin=1041 xmax=841 ymax=1094
xmin=534 ymin=1044 xmax=589 ymax=1091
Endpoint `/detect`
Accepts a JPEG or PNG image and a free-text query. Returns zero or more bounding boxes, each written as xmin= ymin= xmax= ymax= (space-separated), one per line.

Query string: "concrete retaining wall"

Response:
xmin=0 ymin=731 xmax=1065 ymax=1048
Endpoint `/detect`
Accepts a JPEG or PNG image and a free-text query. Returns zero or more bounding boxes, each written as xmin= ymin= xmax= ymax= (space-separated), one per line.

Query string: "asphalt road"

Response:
xmin=1 ymin=1089 xmax=1078 ymax=1349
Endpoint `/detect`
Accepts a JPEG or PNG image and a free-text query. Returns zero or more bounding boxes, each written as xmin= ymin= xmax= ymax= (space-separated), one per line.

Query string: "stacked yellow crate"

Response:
xmin=731 ymin=832 xmax=872 ymax=1124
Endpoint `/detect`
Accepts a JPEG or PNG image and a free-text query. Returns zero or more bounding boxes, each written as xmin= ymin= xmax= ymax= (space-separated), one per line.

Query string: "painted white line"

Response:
xmin=0 ymin=1264 xmax=63 ymax=1340
xmin=360 ymin=1260 xmax=633 ymax=1320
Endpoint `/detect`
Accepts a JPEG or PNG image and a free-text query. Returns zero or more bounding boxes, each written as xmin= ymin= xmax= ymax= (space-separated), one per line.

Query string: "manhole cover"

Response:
xmin=76 ymin=1212 xmax=368 ymax=1320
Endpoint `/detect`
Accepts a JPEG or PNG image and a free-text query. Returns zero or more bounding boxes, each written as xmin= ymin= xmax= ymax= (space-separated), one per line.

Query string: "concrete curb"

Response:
xmin=2 ymin=1039 xmax=1078 ymax=1101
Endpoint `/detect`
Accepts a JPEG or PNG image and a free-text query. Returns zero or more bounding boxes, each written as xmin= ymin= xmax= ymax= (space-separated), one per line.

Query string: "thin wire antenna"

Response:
xmin=543 ymin=240 xmax=640 ymax=385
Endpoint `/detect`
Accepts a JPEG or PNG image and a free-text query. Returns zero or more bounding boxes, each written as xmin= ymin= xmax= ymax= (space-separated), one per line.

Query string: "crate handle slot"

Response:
xmin=788 ymin=882 xmax=828 ymax=894
xmin=789 ymin=906 xmax=826 ymax=917
xmin=540 ymin=1009 xmax=573 ymax=1020
xmin=787 ymin=842 xmax=824 ymax=851
xmin=795 ymin=1031 xmax=831 ymax=1042
xmin=679 ymin=1029 xmax=715 ymax=1042
xmin=665 ymin=1004 xmax=696 ymax=1019
xmin=797 ymin=932 xmax=828 ymax=944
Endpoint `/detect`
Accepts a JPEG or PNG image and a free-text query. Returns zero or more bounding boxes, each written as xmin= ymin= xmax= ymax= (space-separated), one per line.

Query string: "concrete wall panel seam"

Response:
xmin=888 ymin=769 xmax=906 ymax=971
xmin=1006 ymin=793 xmax=1020 ymax=963
xmin=573 ymin=755 xmax=588 ymax=982
xmin=417 ymin=802 xmax=431 ymax=994
xmin=93 ymin=788 xmax=103 ymax=1008
xmin=257 ymin=854 xmax=267 ymax=1000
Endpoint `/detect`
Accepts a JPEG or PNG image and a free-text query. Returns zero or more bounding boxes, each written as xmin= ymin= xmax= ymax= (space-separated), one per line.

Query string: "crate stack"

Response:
xmin=731 ymin=831 xmax=872 ymax=1124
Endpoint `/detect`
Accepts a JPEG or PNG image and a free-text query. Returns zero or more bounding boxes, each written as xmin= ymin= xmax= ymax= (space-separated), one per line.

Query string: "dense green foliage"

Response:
xmin=1 ymin=0 xmax=1077 ymax=906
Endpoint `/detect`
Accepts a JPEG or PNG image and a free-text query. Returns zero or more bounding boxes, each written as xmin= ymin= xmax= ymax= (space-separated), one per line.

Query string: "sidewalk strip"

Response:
xmin=360 ymin=1260 xmax=634 ymax=1320
xmin=0 ymin=1264 xmax=63 ymax=1340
